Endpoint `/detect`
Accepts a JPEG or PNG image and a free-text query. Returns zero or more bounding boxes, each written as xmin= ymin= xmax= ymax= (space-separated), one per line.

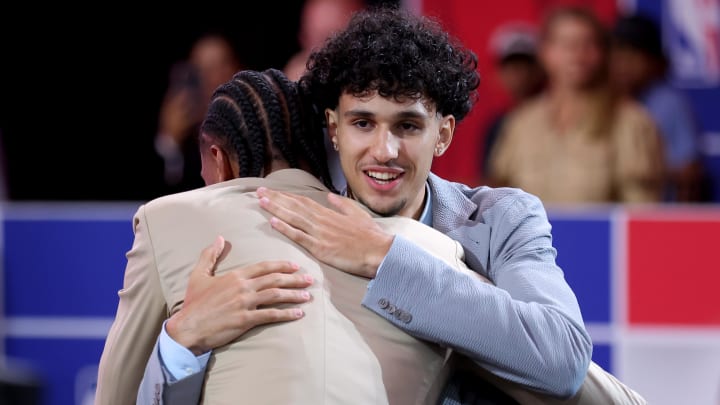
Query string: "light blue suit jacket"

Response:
xmin=136 ymin=173 xmax=592 ymax=404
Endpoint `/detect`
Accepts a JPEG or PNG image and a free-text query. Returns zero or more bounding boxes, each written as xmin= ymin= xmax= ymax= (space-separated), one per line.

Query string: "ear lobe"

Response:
xmin=435 ymin=115 xmax=455 ymax=157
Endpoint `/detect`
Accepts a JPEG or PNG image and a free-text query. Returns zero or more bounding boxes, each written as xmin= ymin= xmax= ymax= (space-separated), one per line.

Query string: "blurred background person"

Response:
xmin=0 ymin=129 xmax=7 ymax=201
xmin=487 ymin=5 xmax=665 ymax=205
xmin=481 ymin=22 xmax=547 ymax=182
xmin=610 ymin=13 xmax=709 ymax=202
xmin=283 ymin=0 xmax=365 ymax=81
xmin=154 ymin=32 xmax=244 ymax=195
xmin=283 ymin=0 xmax=368 ymax=192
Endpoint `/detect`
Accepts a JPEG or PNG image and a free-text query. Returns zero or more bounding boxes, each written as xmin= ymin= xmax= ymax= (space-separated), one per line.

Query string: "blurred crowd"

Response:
xmin=0 ymin=0 xmax=715 ymax=207
xmin=483 ymin=6 xmax=711 ymax=205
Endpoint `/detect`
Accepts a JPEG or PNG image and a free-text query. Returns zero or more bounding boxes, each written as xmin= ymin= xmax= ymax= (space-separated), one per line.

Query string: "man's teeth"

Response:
xmin=367 ymin=171 xmax=399 ymax=181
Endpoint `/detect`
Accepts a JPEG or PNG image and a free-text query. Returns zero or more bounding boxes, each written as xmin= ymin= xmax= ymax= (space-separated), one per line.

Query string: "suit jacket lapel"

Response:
xmin=427 ymin=173 xmax=492 ymax=276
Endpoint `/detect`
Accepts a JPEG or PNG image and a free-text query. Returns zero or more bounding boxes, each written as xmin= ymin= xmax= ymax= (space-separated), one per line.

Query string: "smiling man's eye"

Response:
xmin=398 ymin=122 xmax=420 ymax=132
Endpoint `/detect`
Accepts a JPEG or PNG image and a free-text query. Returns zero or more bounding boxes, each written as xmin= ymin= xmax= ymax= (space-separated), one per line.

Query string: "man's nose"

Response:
xmin=370 ymin=130 xmax=399 ymax=162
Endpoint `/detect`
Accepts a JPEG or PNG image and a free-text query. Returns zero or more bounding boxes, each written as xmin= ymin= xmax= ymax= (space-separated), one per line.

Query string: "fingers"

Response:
xmin=255 ymin=288 xmax=312 ymax=307
xmin=212 ymin=235 xmax=226 ymax=253
xmin=245 ymin=307 xmax=306 ymax=327
xmin=224 ymin=261 xmax=314 ymax=308
xmin=269 ymin=216 xmax=316 ymax=249
xmin=194 ymin=235 xmax=227 ymax=277
xmin=249 ymin=269 xmax=314 ymax=293
xmin=210 ymin=235 xmax=226 ymax=272
xmin=257 ymin=187 xmax=322 ymax=231
xmin=233 ymin=260 xmax=303 ymax=279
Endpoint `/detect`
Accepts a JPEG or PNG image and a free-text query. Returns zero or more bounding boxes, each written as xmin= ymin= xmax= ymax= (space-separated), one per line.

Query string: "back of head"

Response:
xmin=538 ymin=5 xmax=611 ymax=91
xmin=190 ymin=33 xmax=244 ymax=102
xmin=490 ymin=22 xmax=539 ymax=66
xmin=300 ymin=5 xmax=480 ymax=121
xmin=612 ymin=14 xmax=666 ymax=63
xmin=540 ymin=5 xmax=610 ymax=54
xmin=490 ymin=22 xmax=546 ymax=100
xmin=299 ymin=0 xmax=365 ymax=50
xmin=200 ymin=68 xmax=332 ymax=189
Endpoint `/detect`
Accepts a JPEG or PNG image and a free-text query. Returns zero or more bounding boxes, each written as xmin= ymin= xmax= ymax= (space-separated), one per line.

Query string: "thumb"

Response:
xmin=195 ymin=235 xmax=226 ymax=277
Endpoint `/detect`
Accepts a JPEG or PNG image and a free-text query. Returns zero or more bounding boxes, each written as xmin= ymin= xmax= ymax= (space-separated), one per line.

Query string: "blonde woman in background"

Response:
xmin=488 ymin=6 xmax=665 ymax=205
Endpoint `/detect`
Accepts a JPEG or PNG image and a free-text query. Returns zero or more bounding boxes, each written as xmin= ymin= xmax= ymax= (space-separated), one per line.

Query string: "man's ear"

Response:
xmin=325 ymin=108 xmax=339 ymax=145
xmin=210 ymin=144 xmax=237 ymax=181
xmin=434 ymin=115 xmax=455 ymax=157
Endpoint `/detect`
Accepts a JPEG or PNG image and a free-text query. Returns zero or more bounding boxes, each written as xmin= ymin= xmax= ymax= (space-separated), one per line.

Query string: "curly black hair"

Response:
xmin=200 ymin=68 xmax=334 ymax=190
xmin=299 ymin=5 xmax=480 ymax=122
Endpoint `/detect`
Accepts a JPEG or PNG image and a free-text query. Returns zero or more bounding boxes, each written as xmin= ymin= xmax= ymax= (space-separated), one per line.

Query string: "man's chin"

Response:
xmin=364 ymin=200 xmax=406 ymax=218
xmin=351 ymin=189 xmax=406 ymax=217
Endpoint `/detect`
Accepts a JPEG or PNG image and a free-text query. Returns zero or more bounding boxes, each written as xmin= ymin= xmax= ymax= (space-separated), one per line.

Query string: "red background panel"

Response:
xmin=627 ymin=215 xmax=720 ymax=325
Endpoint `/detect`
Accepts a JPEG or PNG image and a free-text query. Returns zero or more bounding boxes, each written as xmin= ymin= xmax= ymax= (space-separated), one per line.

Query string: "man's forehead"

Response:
xmin=338 ymin=90 xmax=438 ymax=117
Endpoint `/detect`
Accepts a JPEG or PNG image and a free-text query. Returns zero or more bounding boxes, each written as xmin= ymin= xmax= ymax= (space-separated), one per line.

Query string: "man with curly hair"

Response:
xmin=258 ymin=5 xmax=592 ymax=403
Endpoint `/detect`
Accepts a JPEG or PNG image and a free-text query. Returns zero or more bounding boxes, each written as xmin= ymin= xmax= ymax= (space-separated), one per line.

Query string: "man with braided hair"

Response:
xmin=96 ymin=68 xmax=488 ymax=405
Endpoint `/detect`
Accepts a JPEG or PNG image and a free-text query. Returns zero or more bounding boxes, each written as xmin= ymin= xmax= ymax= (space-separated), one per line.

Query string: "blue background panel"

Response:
xmin=5 ymin=338 xmax=105 ymax=405
xmin=592 ymin=344 xmax=612 ymax=375
xmin=4 ymin=220 xmax=133 ymax=317
xmin=547 ymin=217 xmax=612 ymax=324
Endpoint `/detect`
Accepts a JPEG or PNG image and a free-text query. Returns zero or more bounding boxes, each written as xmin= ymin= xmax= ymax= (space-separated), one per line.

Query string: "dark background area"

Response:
xmin=0 ymin=2 xmax=394 ymax=201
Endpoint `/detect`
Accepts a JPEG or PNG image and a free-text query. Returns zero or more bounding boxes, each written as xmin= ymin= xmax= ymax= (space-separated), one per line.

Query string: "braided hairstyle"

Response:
xmin=200 ymin=68 xmax=334 ymax=190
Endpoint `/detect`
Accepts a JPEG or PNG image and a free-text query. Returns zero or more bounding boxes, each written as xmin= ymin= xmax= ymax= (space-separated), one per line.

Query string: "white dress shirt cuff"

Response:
xmin=158 ymin=320 xmax=211 ymax=382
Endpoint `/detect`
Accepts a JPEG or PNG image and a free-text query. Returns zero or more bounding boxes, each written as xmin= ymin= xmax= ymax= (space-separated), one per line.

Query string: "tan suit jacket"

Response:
xmin=96 ymin=169 xmax=469 ymax=405
xmin=452 ymin=355 xmax=647 ymax=404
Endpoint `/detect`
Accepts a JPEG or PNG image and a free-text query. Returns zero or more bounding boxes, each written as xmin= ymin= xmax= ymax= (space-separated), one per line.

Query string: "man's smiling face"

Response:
xmin=326 ymin=90 xmax=454 ymax=219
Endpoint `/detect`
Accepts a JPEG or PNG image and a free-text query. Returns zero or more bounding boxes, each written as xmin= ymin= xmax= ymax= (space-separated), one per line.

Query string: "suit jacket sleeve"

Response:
xmin=95 ymin=205 xmax=169 ymax=405
xmin=137 ymin=340 xmax=205 ymax=405
xmin=362 ymin=191 xmax=592 ymax=398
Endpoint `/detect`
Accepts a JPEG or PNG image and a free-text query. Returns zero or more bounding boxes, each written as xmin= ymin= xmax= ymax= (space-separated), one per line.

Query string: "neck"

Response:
xmin=546 ymin=86 xmax=596 ymax=133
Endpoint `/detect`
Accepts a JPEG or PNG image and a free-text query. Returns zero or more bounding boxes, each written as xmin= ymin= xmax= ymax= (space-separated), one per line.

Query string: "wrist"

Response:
xmin=365 ymin=233 xmax=394 ymax=277
xmin=167 ymin=312 xmax=206 ymax=356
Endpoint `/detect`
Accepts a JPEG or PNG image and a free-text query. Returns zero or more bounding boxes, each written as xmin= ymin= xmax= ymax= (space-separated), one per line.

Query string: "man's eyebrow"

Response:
xmin=343 ymin=109 xmax=373 ymax=118
xmin=395 ymin=111 xmax=428 ymax=120
xmin=343 ymin=110 xmax=429 ymax=120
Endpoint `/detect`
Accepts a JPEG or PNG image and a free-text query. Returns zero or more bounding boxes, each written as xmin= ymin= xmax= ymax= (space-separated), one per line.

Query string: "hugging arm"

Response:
xmin=259 ymin=188 xmax=592 ymax=398
xmin=96 ymin=206 xmax=168 ymax=405
xmin=134 ymin=237 xmax=312 ymax=404
xmin=363 ymin=193 xmax=592 ymax=397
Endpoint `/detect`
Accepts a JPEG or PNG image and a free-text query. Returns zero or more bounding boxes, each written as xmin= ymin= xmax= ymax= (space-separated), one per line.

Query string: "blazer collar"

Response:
xmin=215 ymin=169 xmax=329 ymax=194
xmin=427 ymin=172 xmax=478 ymax=233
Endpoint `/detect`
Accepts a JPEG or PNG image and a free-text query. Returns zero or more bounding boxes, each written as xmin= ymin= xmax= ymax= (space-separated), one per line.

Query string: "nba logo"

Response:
xmin=665 ymin=0 xmax=720 ymax=87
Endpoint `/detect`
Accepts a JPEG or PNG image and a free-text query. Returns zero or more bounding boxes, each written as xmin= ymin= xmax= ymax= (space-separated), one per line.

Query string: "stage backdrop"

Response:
xmin=2 ymin=201 xmax=719 ymax=405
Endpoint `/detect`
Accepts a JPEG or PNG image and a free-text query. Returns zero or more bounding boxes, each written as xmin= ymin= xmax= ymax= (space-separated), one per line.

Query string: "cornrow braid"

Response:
xmin=265 ymin=68 xmax=334 ymax=192
xmin=205 ymin=96 xmax=254 ymax=176
xmin=265 ymin=68 xmax=306 ymax=166
xmin=243 ymin=70 xmax=299 ymax=170
xmin=262 ymin=70 xmax=294 ymax=144
xmin=228 ymin=73 xmax=267 ymax=177
xmin=200 ymin=68 xmax=335 ymax=191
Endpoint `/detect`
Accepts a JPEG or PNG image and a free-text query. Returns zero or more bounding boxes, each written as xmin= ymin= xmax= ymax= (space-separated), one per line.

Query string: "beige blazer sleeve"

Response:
xmin=452 ymin=355 xmax=647 ymax=405
xmin=95 ymin=205 xmax=168 ymax=405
